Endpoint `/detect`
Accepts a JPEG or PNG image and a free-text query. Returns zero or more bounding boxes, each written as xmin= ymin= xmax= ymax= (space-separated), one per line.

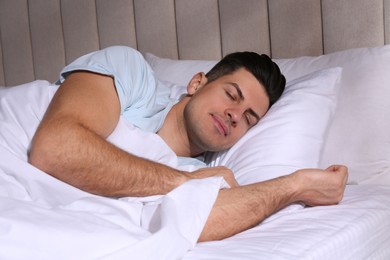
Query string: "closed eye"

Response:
xmin=245 ymin=113 xmax=252 ymax=126
xmin=245 ymin=111 xmax=259 ymax=127
xmin=226 ymin=91 xmax=236 ymax=101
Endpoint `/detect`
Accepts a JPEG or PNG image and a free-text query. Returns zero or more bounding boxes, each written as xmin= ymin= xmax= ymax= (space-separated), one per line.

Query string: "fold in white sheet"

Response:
xmin=0 ymin=148 xmax=224 ymax=259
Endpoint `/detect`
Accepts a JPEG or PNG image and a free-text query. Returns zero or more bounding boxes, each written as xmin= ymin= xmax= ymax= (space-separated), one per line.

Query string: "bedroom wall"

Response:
xmin=0 ymin=0 xmax=389 ymax=86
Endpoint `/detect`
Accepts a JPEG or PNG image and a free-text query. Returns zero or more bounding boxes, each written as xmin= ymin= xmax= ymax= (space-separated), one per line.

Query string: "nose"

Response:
xmin=226 ymin=107 xmax=243 ymax=127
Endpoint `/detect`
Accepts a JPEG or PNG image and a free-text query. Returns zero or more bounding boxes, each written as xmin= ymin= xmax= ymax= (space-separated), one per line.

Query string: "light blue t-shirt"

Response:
xmin=58 ymin=46 xmax=179 ymax=133
xmin=57 ymin=46 xmax=205 ymax=168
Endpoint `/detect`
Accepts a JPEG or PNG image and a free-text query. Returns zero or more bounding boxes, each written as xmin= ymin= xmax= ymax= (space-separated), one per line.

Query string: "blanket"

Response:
xmin=0 ymin=81 xmax=224 ymax=259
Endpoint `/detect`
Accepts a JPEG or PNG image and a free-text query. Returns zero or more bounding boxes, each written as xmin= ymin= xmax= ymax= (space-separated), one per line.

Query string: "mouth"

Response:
xmin=211 ymin=114 xmax=229 ymax=136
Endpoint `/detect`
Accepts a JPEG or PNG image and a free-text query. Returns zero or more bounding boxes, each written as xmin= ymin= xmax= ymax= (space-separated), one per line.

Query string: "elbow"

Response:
xmin=28 ymin=131 xmax=56 ymax=174
xmin=28 ymin=147 xmax=45 ymax=171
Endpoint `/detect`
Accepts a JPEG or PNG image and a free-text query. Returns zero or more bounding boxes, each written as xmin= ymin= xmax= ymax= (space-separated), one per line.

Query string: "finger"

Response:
xmin=325 ymin=165 xmax=338 ymax=172
xmin=220 ymin=172 xmax=239 ymax=188
xmin=325 ymin=165 xmax=349 ymax=186
xmin=325 ymin=164 xmax=346 ymax=173
xmin=229 ymin=177 xmax=240 ymax=188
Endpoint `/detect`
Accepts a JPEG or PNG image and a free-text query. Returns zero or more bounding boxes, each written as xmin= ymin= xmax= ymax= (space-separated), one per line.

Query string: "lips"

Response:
xmin=211 ymin=114 xmax=229 ymax=136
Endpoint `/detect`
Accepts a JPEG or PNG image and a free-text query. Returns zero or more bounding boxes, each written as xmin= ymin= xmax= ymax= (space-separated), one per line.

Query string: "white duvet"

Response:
xmin=0 ymin=81 xmax=225 ymax=259
xmin=1 ymin=81 xmax=390 ymax=260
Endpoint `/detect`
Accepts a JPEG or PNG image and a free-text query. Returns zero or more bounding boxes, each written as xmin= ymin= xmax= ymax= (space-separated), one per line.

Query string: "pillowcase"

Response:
xmin=145 ymin=52 xmax=342 ymax=184
xmin=276 ymin=46 xmax=390 ymax=185
xmin=0 ymin=80 xmax=58 ymax=161
xmin=144 ymin=52 xmax=217 ymax=86
xmin=145 ymin=45 xmax=390 ymax=185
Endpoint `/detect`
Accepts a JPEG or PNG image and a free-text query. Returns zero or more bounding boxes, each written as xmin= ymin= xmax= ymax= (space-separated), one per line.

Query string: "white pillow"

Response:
xmin=275 ymin=46 xmax=390 ymax=185
xmin=145 ymin=52 xmax=342 ymax=184
xmin=144 ymin=52 xmax=217 ymax=86
xmin=0 ymin=80 xmax=58 ymax=161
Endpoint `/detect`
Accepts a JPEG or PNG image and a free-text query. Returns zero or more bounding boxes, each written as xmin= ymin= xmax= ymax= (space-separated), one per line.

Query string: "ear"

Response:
xmin=187 ymin=72 xmax=208 ymax=95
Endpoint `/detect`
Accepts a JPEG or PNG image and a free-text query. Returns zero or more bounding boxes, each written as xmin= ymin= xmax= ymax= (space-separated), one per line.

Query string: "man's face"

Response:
xmin=184 ymin=68 xmax=270 ymax=153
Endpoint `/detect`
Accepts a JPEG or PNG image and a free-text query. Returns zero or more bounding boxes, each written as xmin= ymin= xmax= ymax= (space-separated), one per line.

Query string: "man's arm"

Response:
xmin=29 ymin=71 xmax=237 ymax=197
xmin=28 ymin=72 xmax=189 ymax=196
xmin=199 ymin=165 xmax=348 ymax=242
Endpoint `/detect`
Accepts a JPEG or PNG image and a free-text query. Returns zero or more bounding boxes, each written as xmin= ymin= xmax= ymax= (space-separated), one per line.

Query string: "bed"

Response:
xmin=1 ymin=1 xmax=390 ymax=259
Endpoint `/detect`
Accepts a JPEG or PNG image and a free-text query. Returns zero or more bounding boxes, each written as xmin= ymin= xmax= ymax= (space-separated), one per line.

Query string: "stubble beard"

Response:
xmin=183 ymin=103 xmax=228 ymax=155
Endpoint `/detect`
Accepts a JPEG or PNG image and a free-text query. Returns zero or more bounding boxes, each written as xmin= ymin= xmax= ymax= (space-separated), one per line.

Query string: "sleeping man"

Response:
xmin=28 ymin=46 xmax=348 ymax=242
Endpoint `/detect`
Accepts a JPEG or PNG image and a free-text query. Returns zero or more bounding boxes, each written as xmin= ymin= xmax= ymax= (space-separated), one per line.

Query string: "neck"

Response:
xmin=157 ymin=97 xmax=202 ymax=157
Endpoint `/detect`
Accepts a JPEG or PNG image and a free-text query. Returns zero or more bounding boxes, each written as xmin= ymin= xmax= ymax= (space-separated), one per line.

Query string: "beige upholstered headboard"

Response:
xmin=0 ymin=0 xmax=389 ymax=86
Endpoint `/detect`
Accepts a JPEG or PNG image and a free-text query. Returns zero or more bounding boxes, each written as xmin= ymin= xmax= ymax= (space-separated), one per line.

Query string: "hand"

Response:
xmin=293 ymin=165 xmax=348 ymax=206
xmin=187 ymin=166 xmax=239 ymax=188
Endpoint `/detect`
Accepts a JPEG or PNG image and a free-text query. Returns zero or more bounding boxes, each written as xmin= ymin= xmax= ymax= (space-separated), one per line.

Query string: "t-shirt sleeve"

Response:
xmin=57 ymin=46 xmax=157 ymax=113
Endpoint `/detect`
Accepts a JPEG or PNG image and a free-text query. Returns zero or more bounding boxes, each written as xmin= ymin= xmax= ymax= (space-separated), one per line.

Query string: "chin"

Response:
xmin=205 ymin=143 xmax=232 ymax=153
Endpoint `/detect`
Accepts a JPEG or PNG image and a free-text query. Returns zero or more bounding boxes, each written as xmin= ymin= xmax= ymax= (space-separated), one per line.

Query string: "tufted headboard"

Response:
xmin=0 ymin=0 xmax=389 ymax=86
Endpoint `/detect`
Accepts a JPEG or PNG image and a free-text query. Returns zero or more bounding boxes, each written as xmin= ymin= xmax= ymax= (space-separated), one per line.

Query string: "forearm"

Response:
xmin=198 ymin=166 xmax=347 ymax=242
xmin=199 ymin=175 xmax=297 ymax=242
xmin=29 ymin=117 xmax=187 ymax=197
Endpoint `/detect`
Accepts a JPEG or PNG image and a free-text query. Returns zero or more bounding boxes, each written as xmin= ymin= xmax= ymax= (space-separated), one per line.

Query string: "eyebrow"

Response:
xmin=228 ymin=82 xmax=261 ymax=123
xmin=228 ymin=82 xmax=244 ymax=100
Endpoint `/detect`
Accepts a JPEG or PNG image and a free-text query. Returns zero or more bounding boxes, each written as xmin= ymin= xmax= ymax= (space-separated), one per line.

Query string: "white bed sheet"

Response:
xmin=0 ymin=81 xmax=223 ymax=259
xmin=1 ymin=81 xmax=390 ymax=259
xmin=0 ymin=143 xmax=226 ymax=260
xmin=185 ymin=185 xmax=390 ymax=260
